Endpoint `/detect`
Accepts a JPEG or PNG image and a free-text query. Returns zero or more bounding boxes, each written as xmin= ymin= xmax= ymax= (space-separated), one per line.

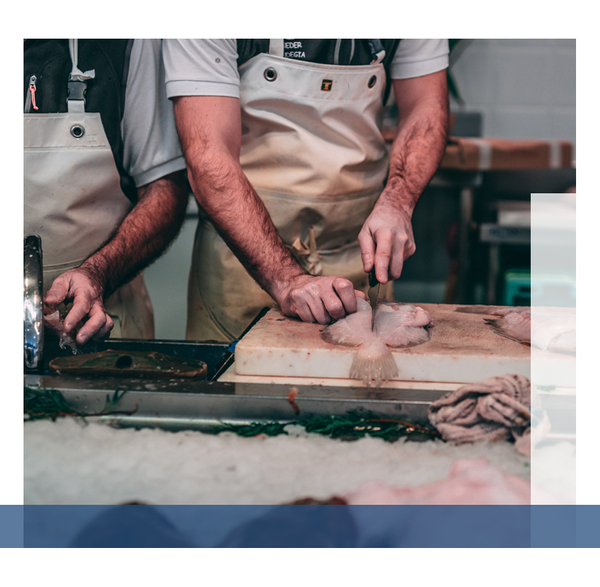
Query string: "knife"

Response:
xmin=367 ymin=268 xmax=380 ymax=328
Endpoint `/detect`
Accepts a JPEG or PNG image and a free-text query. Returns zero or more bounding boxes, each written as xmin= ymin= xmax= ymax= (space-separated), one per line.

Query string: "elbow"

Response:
xmin=185 ymin=149 xmax=242 ymax=209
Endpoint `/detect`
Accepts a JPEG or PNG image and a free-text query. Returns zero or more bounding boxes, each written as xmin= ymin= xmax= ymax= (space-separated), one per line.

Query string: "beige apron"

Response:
xmin=187 ymin=39 xmax=394 ymax=342
xmin=24 ymin=40 xmax=154 ymax=339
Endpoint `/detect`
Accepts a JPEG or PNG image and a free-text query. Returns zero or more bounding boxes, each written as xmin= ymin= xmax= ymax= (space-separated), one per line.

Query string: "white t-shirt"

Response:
xmin=121 ymin=39 xmax=187 ymax=188
xmin=163 ymin=39 xmax=449 ymax=100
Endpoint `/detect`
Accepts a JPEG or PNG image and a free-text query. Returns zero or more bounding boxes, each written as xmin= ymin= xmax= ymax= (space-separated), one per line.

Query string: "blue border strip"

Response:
xmin=0 ymin=505 xmax=596 ymax=548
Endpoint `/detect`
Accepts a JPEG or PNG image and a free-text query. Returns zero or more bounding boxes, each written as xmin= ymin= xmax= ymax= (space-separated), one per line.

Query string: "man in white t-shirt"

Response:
xmin=163 ymin=39 xmax=449 ymax=342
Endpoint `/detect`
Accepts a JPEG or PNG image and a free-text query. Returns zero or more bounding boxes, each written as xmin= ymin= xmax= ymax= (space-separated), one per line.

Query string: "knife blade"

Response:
xmin=367 ymin=269 xmax=379 ymax=328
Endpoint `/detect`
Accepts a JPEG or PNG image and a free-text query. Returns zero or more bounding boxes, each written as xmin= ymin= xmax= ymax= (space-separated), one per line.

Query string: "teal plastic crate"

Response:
xmin=504 ymin=272 xmax=530 ymax=306
xmin=504 ymin=271 xmax=575 ymax=307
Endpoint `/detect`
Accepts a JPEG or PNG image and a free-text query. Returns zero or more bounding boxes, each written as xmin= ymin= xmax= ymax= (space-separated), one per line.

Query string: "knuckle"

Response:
xmin=290 ymin=289 xmax=305 ymax=303
xmin=357 ymin=230 xmax=369 ymax=243
xmin=375 ymin=228 xmax=392 ymax=241
xmin=328 ymin=299 xmax=343 ymax=314
xmin=333 ymin=277 xmax=352 ymax=288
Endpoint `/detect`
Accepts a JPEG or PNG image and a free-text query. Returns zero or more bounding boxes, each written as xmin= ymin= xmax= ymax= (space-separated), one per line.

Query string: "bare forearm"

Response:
xmin=174 ymin=95 xmax=305 ymax=302
xmin=174 ymin=95 xmax=360 ymax=324
xmin=186 ymin=149 xmax=305 ymax=300
xmin=382 ymin=77 xmax=449 ymax=214
xmin=79 ymin=170 xmax=189 ymax=298
xmin=358 ymin=72 xmax=449 ymax=282
xmin=189 ymin=157 xmax=361 ymax=321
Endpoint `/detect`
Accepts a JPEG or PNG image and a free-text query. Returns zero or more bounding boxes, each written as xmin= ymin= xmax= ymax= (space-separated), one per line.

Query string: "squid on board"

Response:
xmin=323 ymin=298 xmax=433 ymax=387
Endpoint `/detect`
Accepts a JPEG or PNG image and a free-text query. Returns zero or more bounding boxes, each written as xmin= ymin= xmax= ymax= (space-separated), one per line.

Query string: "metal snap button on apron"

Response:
xmin=70 ymin=124 xmax=85 ymax=139
xmin=264 ymin=67 xmax=277 ymax=82
xmin=368 ymin=75 xmax=377 ymax=88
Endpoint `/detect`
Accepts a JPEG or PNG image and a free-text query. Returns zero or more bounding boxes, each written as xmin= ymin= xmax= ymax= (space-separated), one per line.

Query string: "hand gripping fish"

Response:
xmin=323 ymin=298 xmax=433 ymax=387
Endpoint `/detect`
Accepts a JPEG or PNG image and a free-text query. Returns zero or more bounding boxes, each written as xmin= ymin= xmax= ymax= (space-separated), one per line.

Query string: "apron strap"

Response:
xmin=368 ymin=39 xmax=386 ymax=64
xmin=268 ymin=39 xmax=284 ymax=57
xmin=67 ymin=39 xmax=96 ymax=113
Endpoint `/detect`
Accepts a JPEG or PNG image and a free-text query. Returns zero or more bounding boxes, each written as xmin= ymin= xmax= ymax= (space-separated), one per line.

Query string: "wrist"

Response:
xmin=267 ymin=266 xmax=308 ymax=305
xmin=77 ymin=258 xmax=108 ymax=297
xmin=377 ymin=184 xmax=417 ymax=217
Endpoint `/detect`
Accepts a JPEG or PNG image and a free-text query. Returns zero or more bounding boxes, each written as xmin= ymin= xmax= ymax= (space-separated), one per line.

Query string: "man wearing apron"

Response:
xmin=163 ymin=39 xmax=449 ymax=342
xmin=25 ymin=39 xmax=188 ymax=344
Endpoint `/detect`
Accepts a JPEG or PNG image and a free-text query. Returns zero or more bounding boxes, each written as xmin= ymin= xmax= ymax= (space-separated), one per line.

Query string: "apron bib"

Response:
xmin=24 ymin=40 xmax=154 ymax=339
xmin=187 ymin=40 xmax=393 ymax=342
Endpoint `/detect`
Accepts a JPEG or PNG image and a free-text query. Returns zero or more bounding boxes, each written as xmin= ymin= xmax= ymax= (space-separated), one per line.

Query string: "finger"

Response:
xmin=63 ymin=298 xmax=93 ymax=334
xmin=358 ymin=229 xmax=376 ymax=273
xmin=389 ymin=246 xmax=405 ymax=280
xmin=91 ymin=315 xmax=115 ymax=342
xmin=287 ymin=279 xmax=333 ymax=324
xmin=355 ymin=289 xmax=367 ymax=301
xmin=291 ymin=297 xmax=317 ymax=323
xmin=390 ymin=234 xmax=416 ymax=279
xmin=74 ymin=305 xmax=108 ymax=344
xmin=293 ymin=280 xmax=330 ymax=323
xmin=321 ymin=292 xmax=346 ymax=322
xmin=373 ymin=230 xmax=393 ymax=284
xmin=305 ymin=293 xmax=332 ymax=325
xmin=331 ymin=277 xmax=357 ymax=315
xmin=44 ymin=278 xmax=70 ymax=309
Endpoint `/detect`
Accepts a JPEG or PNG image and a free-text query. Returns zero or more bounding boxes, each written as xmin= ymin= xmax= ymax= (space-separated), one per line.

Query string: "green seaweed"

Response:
xmin=24 ymin=388 xmax=437 ymax=443
xmin=24 ymin=386 xmax=131 ymax=421
xmin=24 ymin=386 xmax=86 ymax=421
xmin=220 ymin=421 xmax=289 ymax=437
xmin=212 ymin=410 xmax=440 ymax=443
xmin=100 ymin=388 xmax=129 ymax=414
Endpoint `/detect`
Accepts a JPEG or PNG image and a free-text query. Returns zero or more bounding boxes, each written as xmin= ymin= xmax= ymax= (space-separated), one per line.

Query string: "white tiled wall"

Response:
xmin=451 ymin=39 xmax=576 ymax=150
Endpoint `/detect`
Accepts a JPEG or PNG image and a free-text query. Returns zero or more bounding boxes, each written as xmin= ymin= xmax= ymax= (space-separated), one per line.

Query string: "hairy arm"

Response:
xmin=44 ymin=170 xmax=189 ymax=343
xmin=173 ymin=95 xmax=361 ymax=324
xmin=358 ymin=70 xmax=449 ymax=283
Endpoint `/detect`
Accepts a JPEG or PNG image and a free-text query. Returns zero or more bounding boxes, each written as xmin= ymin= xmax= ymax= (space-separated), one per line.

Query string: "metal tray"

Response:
xmin=35 ymin=336 xmax=232 ymax=381
xmin=25 ymin=370 xmax=445 ymax=431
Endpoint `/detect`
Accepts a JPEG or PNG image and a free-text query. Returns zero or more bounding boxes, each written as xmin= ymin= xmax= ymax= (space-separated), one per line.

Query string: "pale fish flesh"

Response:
xmin=456 ymin=305 xmax=575 ymax=353
xmin=323 ymin=298 xmax=433 ymax=387
xmin=44 ymin=309 xmax=82 ymax=354
xmin=486 ymin=309 xmax=531 ymax=345
xmin=342 ymin=458 xmax=531 ymax=505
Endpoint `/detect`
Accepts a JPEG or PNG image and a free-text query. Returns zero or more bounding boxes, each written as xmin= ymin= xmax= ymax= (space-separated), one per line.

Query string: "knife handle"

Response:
xmin=368 ymin=268 xmax=379 ymax=288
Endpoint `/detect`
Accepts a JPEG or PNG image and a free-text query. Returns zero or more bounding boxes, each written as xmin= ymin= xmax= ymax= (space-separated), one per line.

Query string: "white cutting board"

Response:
xmin=234 ymin=303 xmax=532 ymax=385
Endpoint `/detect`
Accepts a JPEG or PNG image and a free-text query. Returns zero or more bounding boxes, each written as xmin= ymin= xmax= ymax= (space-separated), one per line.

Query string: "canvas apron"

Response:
xmin=187 ymin=39 xmax=393 ymax=342
xmin=24 ymin=40 xmax=154 ymax=339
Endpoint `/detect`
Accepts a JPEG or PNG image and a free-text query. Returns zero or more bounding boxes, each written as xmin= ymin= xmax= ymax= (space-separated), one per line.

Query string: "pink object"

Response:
xmin=324 ymin=298 xmax=433 ymax=387
xmin=428 ymin=374 xmax=531 ymax=455
xmin=343 ymin=457 xmax=530 ymax=505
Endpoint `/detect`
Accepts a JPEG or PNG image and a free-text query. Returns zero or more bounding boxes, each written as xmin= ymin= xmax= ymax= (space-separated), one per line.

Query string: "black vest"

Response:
xmin=24 ymin=39 xmax=137 ymax=203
